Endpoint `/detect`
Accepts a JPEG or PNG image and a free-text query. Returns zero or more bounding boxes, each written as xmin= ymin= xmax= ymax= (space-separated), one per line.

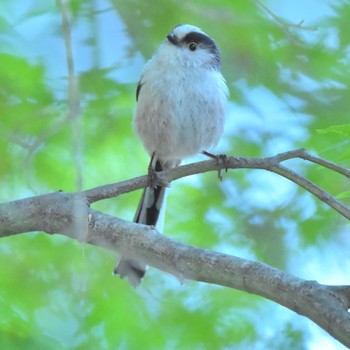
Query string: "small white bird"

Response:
xmin=115 ymin=24 xmax=229 ymax=286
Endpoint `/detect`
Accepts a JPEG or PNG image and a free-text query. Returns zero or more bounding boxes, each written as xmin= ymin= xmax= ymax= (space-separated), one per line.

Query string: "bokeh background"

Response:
xmin=1 ymin=0 xmax=350 ymax=349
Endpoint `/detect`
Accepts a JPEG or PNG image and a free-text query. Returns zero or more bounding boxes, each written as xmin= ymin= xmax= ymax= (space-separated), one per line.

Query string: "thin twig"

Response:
xmin=83 ymin=149 xmax=350 ymax=220
xmin=268 ymin=163 xmax=350 ymax=220
xmin=57 ymin=0 xmax=83 ymax=192
xmin=253 ymin=0 xmax=317 ymax=32
xmin=273 ymin=148 xmax=350 ymax=178
xmin=253 ymin=0 xmax=317 ymax=47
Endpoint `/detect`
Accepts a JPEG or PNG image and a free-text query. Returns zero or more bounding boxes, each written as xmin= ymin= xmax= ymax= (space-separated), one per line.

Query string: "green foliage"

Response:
xmin=1 ymin=0 xmax=350 ymax=349
xmin=317 ymin=123 xmax=350 ymax=136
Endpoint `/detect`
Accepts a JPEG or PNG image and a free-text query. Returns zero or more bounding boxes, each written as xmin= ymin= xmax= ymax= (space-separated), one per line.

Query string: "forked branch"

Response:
xmin=1 ymin=149 xmax=350 ymax=346
xmin=84 ymin=148 xmax=350 ymax=220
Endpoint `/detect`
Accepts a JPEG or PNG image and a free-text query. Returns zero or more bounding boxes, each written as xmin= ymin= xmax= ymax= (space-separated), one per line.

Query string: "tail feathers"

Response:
xmin=114 ymin=258 xmax=146 ymax=288
xmin=115 ymin=158 xmax=179 ymax=287
xmin=134 ymin=185 xmax=166 ymax=226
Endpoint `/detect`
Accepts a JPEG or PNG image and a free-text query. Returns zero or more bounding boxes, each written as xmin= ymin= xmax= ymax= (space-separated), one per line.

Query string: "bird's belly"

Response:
xmin=136 ymin=96 xmax=224 ymax=161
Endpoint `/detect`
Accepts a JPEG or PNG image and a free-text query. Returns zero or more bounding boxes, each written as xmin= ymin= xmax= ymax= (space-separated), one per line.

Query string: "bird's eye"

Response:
xmin=188 ymin=42 xmax=197 ymax=51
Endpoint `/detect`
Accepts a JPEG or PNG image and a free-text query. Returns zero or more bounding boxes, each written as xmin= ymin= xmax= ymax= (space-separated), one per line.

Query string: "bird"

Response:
xmin=115 ymin=24 xmax=229 ymax=287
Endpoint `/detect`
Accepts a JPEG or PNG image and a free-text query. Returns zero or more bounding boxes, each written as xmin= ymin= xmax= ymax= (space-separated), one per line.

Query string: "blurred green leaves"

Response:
xmin=317 ymin=123 xmax=350 ymax=136
xmin=1 ymin=0 xmax=350 ymax=349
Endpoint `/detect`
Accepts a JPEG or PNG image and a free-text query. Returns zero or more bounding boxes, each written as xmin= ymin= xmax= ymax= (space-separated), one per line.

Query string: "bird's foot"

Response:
xmin=148 ymin=158 xmax=170 ymax=189
xmin=202 ymin=150 xmax=229 ymax=181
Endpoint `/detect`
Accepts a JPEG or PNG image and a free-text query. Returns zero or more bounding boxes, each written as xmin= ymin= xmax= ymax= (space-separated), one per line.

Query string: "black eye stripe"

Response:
xmin=182 ymin=31 xmax=220 ymax=68
xmin=183 ymin=32 xmax=217 ymax=50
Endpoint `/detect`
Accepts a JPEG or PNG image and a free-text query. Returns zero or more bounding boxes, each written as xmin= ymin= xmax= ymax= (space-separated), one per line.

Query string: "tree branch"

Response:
xmin=272 ymin=148 xmax=350 ymax=178
xmin=1 ymin=149 xmax=350 ymax=346
xmin=0 ymin=192 xmax=349 ymax=347
xmin=253 ymin=0 xmax=317 ymax=47
xmin=83 ymin=149 xmax=350 ymax=220
xmin=57 ymin=0 xmax=83 ymax=191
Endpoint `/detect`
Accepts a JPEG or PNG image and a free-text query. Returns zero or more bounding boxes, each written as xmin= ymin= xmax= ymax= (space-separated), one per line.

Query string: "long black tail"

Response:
xmin=114 ymin=158 xmax=166 ymax=287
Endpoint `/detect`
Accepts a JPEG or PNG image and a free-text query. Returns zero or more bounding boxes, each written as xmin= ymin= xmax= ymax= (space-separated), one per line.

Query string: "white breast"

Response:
xmin=134 ymin=40 xmax=228 ymax=162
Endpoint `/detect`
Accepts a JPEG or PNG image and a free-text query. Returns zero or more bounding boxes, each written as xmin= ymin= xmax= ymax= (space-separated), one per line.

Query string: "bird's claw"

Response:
xmin=202 ymin=150 xmax=229 ymax=181
xmin=148 ymin=163 xmax=170 ymax=188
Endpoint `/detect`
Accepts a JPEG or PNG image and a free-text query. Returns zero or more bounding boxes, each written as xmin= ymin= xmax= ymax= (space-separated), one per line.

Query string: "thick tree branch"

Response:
xmin=0 ymin=193 xmax=349 ymax=347
xmin=1 ymin=149 xmax=350 ymax=346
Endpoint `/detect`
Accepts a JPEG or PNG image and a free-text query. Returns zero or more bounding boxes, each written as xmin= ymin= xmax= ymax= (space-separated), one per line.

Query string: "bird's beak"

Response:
xmin=166 ymin=33 xmax=178 ymax=46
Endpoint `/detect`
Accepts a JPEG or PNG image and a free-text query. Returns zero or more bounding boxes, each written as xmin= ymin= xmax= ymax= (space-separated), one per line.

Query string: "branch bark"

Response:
xmin=1 ymin=149 xmax=350 ymax=347
xmin=83 ymin=149 xmax=350 ymax=219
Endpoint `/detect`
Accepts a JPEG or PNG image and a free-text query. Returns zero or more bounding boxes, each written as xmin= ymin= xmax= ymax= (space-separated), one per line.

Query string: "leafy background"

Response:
xmin=1 ymin=0 xmax=350 ymax=349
